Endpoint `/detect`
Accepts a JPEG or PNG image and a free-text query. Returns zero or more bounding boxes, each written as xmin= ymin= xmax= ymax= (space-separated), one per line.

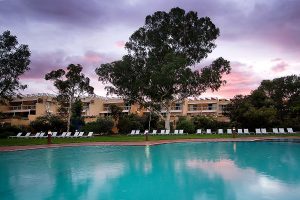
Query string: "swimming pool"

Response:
xmin=1 ymin=142 xmax=300 ymax=200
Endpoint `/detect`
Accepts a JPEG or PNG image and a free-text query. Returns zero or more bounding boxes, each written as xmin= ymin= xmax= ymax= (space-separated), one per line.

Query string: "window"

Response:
xmin=188 ymin=104 xmax=197 ymax=111
xmin=124 ymin=103 xmax=131 ymax=111
xmin=208 ymin=104 xmax=217 ymax=110
xmin=174 ymin=103 xmax=182 ymax=110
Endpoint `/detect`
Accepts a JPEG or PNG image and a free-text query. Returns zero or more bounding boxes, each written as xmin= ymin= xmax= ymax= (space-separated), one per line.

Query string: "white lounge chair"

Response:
xmin=279 ymin=128 xmax=285 ymax=134
xmin=57 ymin=132 xmax=67 ymax=138
xmin=129 ymin=130 xmax=135 ymax=135
xmin=51 ymin=132 xmax=58 ymax=137
xmin=82 ymin=132 xmax=93 ymax=138
xmin=255 ymin=128 xmax=261 ymax=134
xmin=174 ymin=130 xmax=179 ymax=135
xmin=29 ymin=132 xmax=40 ymax=138
xmin=206 ymin=129 xmax=211 ymax=134
xmin=151 ymin=130 xmax=157 ymax=135
xmin=78 ymin=132 xmax=84 ymax=137
xmin=261 ymin=128 xmax=267 ymax=134
xmin=19 ymin=132 xmax=31 ymax=138
xmin=237 ymin=129 xmax=243 ymax=134
xmin=243 ymin=129 xmax=250 ymax=134
xmin=39 ymin=132 xmax=46 ymax=138
xmin=196 ymin=129 xmax=202 ymax=134
xmin=287 ymin=128 xmax=294 ymax=134
xmin=160 ymin=130 xmax=165 ymax=135
xmin=218 ymin=129 xmax=223 ymax=134
xmin=73 ymin=131 xmax=80 ymax=138
xmin=165 ymin=130 xmax=170 ymax=135
xmin=179 ymin=130 xmax=184 ymax=134
xmin=227 ymin=129 xmax=232 ymax=134
xmin=9 ymin=132 xmax=23 ymax=138
xmin=65 ymin=132 xmax=72 ymax=137
xmin=86 ymin=132 xmax=93 ymax=137
xmin=272 ymin=128 xmax=279 ymax=134
xmin=135 ymin=130 xmax=140 ymax=135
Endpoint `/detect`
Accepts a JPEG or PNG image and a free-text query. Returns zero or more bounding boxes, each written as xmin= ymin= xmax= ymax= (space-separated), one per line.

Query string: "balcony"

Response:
xmin=187 ymin=105 xmax=217 ymax=113
xmin=7 ymin=105 xmax=36 ymax=112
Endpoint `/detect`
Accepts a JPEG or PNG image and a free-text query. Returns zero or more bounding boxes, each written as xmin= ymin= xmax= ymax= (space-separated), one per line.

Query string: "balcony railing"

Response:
xmin=103 ymin=106 xmax=131 ymax=111
xmin=188 ymin=106 xmax=217 ymax=111
xmin=9 ymin=105 xmax=36 ymax=110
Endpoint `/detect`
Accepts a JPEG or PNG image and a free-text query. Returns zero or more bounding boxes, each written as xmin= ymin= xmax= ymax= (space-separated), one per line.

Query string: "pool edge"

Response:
xmin=1 ymin=136 xmax=300 ymax=152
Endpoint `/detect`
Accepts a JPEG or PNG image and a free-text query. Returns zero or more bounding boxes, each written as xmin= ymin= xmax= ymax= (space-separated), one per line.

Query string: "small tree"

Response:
xmin=0 ymin=31 xmax=31 ymax=103
xmin=82 ymin=117 xmax=114 ymax=135
xmin=96 ymin=7 xmax=230 ymax=130
xmin=30 ymin=114 xmax=67 ymax=133
xmin=176 ymin=117 xmax=195 ymax=134
xmin=109 ymin=104 xmax=123 ymax=121
xmin=70 ymin=99 xmax=84 ymax=131
xmin=117 ymin=114 xmax=144 ymax=134
xmin=45 ymin=64 xmax=94 ymax=132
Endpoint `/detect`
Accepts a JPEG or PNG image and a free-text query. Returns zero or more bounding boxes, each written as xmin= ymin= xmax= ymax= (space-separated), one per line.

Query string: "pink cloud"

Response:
xmin=271 ymin=61 xmax=288 ymax=73
xmin=115 ymin=40 xmax=126 ymax=48
xmin=202 ymin=61 xmax=261 ymax=98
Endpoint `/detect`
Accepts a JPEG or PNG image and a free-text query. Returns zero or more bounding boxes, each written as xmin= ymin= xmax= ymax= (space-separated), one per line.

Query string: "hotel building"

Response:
xmin=0 ymin=94 xmax=230 ymax=126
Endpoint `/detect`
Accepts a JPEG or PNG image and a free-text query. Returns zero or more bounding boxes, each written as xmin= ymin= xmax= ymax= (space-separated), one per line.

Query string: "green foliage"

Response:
xmin=139 ymin=112 xmax=161 ymax=130
xmin=45 ymin=64 xmax=94 ymax=131
xmin=109 ymin=104 xmax=123 ymax=121
xmin=117 ymin=114 xmax=144 ymax=134
xmin=82 ymin=117 xmax=114 ymax=135
xmin=29 ymin=114 xmax=67 ymax=133
xmin=0 ymin=125 xmax=24 ymax=138
xmin=96 ymin=7 xmax=230 ymax=129
xmin=70 ymin=99 xmax=84 ymax=131
xmin=176 ymin=117 xmax=195 ymax=134
xmin=0 ymin=31 xmax=31 ymax=103
xmin=191 ymin=115 xmax=230 ymax=130
xmin=226 ymin=75 xmax=300 ymax=130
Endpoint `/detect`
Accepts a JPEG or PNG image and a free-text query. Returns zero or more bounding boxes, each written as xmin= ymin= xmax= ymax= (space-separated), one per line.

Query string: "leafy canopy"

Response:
xmin=45 ymin=64 xmax=94 ymax=103
xmin=0 ymin=31 xmax=31 ymax=102
xmin=45 ymin=64 xmax=94 ymax=131
xmin=96 ymin=7 xmax=230 ymax=112
xmin=226 ymin=75 xmax=300 ymax=129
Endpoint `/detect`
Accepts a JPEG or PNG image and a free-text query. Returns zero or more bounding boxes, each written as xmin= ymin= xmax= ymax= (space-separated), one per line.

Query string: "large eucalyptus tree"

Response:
xmin=45 ymin=64 xmax=94 ymax=131
xmin=96 ymin=7 xmax=231 ymax=129
xmin=0 ymin=31 xmax=31 ymax=103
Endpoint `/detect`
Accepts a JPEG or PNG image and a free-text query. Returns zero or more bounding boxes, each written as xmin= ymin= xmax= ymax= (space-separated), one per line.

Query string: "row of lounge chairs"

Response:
xmin=197 ymin=128 xmax=296 ymax=134
xmin=9 ymin=131 xmax=93 ymax=138
xmin=129 ymin=129 xmax=185 ymax=135
xmin=129 ymin=128 xmax=296 ymax=135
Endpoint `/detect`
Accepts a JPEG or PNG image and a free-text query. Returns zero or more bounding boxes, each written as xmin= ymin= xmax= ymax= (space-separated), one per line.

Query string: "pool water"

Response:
xmin=1 ymin=142 xmax=300 ymax=200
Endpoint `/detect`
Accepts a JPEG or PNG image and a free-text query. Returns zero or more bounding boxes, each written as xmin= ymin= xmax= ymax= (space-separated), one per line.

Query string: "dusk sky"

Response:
xmin=1 ymin=0 xmax=299 ymax=98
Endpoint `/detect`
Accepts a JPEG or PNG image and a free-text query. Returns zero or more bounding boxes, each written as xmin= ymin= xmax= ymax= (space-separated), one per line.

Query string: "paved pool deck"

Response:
xmin=1 ymin=136 xmax=300 ymax=152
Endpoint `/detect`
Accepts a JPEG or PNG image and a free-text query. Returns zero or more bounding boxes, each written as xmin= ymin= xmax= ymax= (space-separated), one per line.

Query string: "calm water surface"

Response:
xmin=1 ymin=142 xmax=300 ymax=200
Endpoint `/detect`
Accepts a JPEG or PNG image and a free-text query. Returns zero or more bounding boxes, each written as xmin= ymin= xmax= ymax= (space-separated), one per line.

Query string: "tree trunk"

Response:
xmin=67 ymin=97 xmax=73 ymax=132
xmin=165 ymin=103 xmax=171 ymax=130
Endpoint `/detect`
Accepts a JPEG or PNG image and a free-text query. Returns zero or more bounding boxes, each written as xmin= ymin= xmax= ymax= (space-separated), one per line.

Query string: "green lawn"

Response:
xmin=0 ymin=134 xmax=299 ymax=146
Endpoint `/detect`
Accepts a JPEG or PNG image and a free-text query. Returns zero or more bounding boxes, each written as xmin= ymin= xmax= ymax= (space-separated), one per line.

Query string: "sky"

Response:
xmin=0 ymin=0 xmax=299 ymax=98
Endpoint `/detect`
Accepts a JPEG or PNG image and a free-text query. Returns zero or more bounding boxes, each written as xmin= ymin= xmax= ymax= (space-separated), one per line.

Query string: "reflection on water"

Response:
xmin=187 ymin=159 xmax=300 ymax=200
xmin=0 ymin=142 xmax=300 ymax=200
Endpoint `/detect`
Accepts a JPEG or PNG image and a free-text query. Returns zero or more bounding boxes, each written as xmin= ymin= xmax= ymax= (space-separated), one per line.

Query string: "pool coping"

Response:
xmin=1 ymin=136 xmax=300 ymax=152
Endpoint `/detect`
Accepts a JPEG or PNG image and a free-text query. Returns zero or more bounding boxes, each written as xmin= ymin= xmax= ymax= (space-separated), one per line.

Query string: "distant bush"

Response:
xmin=29 ymin=114 xmax=67 ymax=133
xmin=117 ymin=114 xmax=143 ymax=134
xmin=176 ymin=117 xmax=195 ymax=134
xmin=0 ymin=125 xmax=23 ymax=138
xmin=82 ymin=117 xmax=114 ymax=135
xmin=192 ymin=115 xmax=230 ymax=129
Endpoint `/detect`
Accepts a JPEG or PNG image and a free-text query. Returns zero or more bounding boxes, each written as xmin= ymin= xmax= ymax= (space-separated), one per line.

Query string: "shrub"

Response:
xmin=82 ymin=117 xmax=114 ymax=135
xmin=29 ymin=114 xmax=67 ymax=133
xmin=176 ymin=117 xmax=195 ymax=134
xmin=0 ymin=125 xmax=23 ymax=138
xmin=117 ymin=114 xmax=143 ymax=134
